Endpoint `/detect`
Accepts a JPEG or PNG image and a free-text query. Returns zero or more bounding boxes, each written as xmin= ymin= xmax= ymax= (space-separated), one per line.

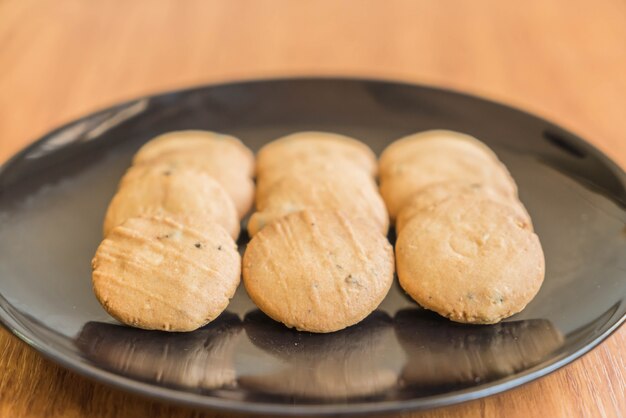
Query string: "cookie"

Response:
xmin=395 ymin=196 xmax=544 ymax=324
xmin=379 ymin=130 xmax=501 ymax=177
xmin=256 ymin=155 xmax=370 ymax=200
xmin=104 ymin=165 xmax=239 ymax=239
xmin=255 ymin=132 xmax=377 ymax=177
xmin=248 ymin=170 xmax=388 ymax=236
xmin=379 ymin=148 xmax=518 ymax=219
xmin=243 ymin=210 xmax=395 ymax=333
xmin=122 ymin=159 xmax=254 ymax=218
xmin=395 ymin=181 xmax=532 ymax=233
xmin=133 ymin=130 xmax=254 ymax=177
xmin=92 ymin=216 xmax=241 ymax=332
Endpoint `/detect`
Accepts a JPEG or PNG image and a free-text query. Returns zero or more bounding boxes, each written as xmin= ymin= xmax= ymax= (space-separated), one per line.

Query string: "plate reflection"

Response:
xmin=76 ymin=312 xmax=243 ymax=391
xmin=239 ymin=310 xmax=402 ymax=400
xmin=394 ymin=309 xmax=564 ymax=394
xmin=75 ymin=308 xmax=564 ymax=401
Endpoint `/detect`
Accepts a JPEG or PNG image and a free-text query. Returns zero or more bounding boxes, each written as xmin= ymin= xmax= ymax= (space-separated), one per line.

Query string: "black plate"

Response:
xmin=0 ymin=78 xmax=625 ymax=416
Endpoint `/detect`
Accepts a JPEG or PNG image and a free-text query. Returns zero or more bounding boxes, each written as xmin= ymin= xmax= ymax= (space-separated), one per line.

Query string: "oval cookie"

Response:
xmin=92 ymin=217 xmax=241 ymax=332
xmin=243 ymin=210 xmax=395 ymax=333
xmin=104 ymin=166 xmax=239 ymax=239
xmin=122 ymin=159 xmax=254 ymax=218
xmin=248 ymin=170 xmax=388 ymax=236
xmin=379 ymin=150 xmax=517 ymax=219
xmin=379 ymin=130 xmax=501 ymax=177
xmin=395 ymin=196 xmax=544 ymax=324
xmin=256 ymin=155 xmax=370 ymax=200
xmin=256 ymin=132 xmax=377 ymax=177
xmin=395 ymin=181 xmax=532 ymax=233
xmin=133 ymin=130 xmax=254 ymax=177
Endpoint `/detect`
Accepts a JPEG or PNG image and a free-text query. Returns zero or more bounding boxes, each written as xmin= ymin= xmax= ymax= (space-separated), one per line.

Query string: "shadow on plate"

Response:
xmin=75 ymin=312 xmax=243 ymax=391
xmin=394 ymin=309 xmax=564 ymax=395
xmin=239 ymin=310 xmax=402 ymax=401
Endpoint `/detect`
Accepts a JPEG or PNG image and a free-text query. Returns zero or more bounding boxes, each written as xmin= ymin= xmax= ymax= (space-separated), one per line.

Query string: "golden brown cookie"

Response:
xmin=379 ymin=148 xmax=517 ymax=219
xmin=255 ymin=132 xmax=377 ymax=177
xmin=395 ymin=196 xmax=545 ymax=324
xmin=133 ymin=130 xmax=254 ymax=177
xmin=248 ymin=170 xmax=388 ymax=236
xmin=395 ymin=181 xmax=532 ymax=233
xmin=379 ymin=130 xmax=501 ymax=177
xmin=92 ymin=216 xmax=241 ymax=332
xmin=104 ymin=165 xmax=240 ymax=239
xmin=255 ymin=155 xmax=370 ymax=200
xmin=243 ymin=210 xmax=395 ymax=333
xmin=122 ymin=158 xmax=254 ymax=218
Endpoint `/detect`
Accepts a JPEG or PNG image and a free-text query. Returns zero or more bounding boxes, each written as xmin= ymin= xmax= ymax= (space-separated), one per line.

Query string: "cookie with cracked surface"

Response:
xmin=243 ymin=210 xmax=395 ymax=333
xmin=379 ymin=147 xmax=517 ymax=219
xmin=255 ymin=132 xmax=377 ymax=177
xmin=132 ymin=130 xmax=254 ymax=177
xmin=92 ymin=216 xmax=241 ymax=332
xmin=122 ymin=158 xmax=254 ymax=218
xmin=248 ymin=170 xmax=388 ymax=236
xmin=395 ymin=196 xmax=544 ymax=324
xmin=395 ymin=181 xmax=532 ymax=233
xmin=103 ymin=165 xmax=239 ymax=239
xmin=378 ymin=130 xmax=502 ymax=177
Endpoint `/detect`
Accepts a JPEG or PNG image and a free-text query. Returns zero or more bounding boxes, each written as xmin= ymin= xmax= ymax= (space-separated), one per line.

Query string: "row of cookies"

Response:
xmin=92 ymin=131 xmax=254 ymax=331
xmin=381 ymin=130 xmax=545 ymax=324
xmin=242 ymin=132 xmax=395 ymax=333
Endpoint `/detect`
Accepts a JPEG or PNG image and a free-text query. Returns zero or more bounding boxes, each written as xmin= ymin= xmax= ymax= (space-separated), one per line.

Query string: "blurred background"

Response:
xmin=0 ymin=1 xmax=624 ymax=417
xmin=1 ymin=1 xmax=625 ymax=164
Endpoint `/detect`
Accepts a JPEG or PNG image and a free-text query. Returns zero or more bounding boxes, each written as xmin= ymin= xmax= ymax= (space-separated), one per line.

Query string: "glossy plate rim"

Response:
xmin=0 ymin=77 xmax=625 ymax=416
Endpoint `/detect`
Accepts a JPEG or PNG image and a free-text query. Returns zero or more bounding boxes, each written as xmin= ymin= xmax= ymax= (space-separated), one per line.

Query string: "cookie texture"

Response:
xmin=103 ymin=165 xmax=240 ymax=239
xmin=378 ymin=130 xmax=501 ymax=177
xmin=380 ymin=149 xmax=517 ymax=219
xmin=243 ymin=210 xmax=394 ymax=333
xmin=255 ymin=132 xmax=377 ymax=177
xmin=133 ymin=130 xmax=254 ymax=176
xmin=122 ymin=159 xmax=254 ymax=218
xmin=395 ymin=181 xmax=532 ymax=233
xmin=248 ymin=170 xmax=388 ymax=236
xmin=92 ymin=217 xmax=241 ymax=332
xmin=255 ymin=155 xmax=369 ymax=200
xmin=395 ymin=196 xmax=544 ymax=324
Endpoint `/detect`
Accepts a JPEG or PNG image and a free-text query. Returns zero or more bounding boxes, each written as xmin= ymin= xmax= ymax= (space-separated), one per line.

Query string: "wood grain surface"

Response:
xmin=0 ymin=1 xmax=625 ymax=417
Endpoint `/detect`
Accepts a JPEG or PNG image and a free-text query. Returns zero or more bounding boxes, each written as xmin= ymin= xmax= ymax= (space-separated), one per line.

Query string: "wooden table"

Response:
xmin=0 ymin=1 xmax=624 ymax=417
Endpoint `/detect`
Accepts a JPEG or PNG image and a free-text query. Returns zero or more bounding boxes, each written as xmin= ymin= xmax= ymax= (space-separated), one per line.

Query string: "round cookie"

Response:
xmin=395 ymin=181 xmax=532 ymax=233
xmin=248 ymin=170 xmax=388 ymax=236
xmin=133 ymin=130 xmax=254 ymax=177
xmin=122 ymin=158 xmax=254 ymax=218
xmin=379 ymin=150 xmax=518 ymax=219
xmin=92 ymin=216 xmax=241 ymax=332
xmin=256 ymin=132 xmax=377 ymax=177
xmin=243 ymin=210 xmax=395 ymax=333
xmin=395 ymin=196 xmax=545 ymax=324
xmin=256 ymin=155 xmax=371 ymax=200
xmin=104 ymin=165 xmax=239 ymax=239
xmin=379 ymin=130 xmax=501 ymax=177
